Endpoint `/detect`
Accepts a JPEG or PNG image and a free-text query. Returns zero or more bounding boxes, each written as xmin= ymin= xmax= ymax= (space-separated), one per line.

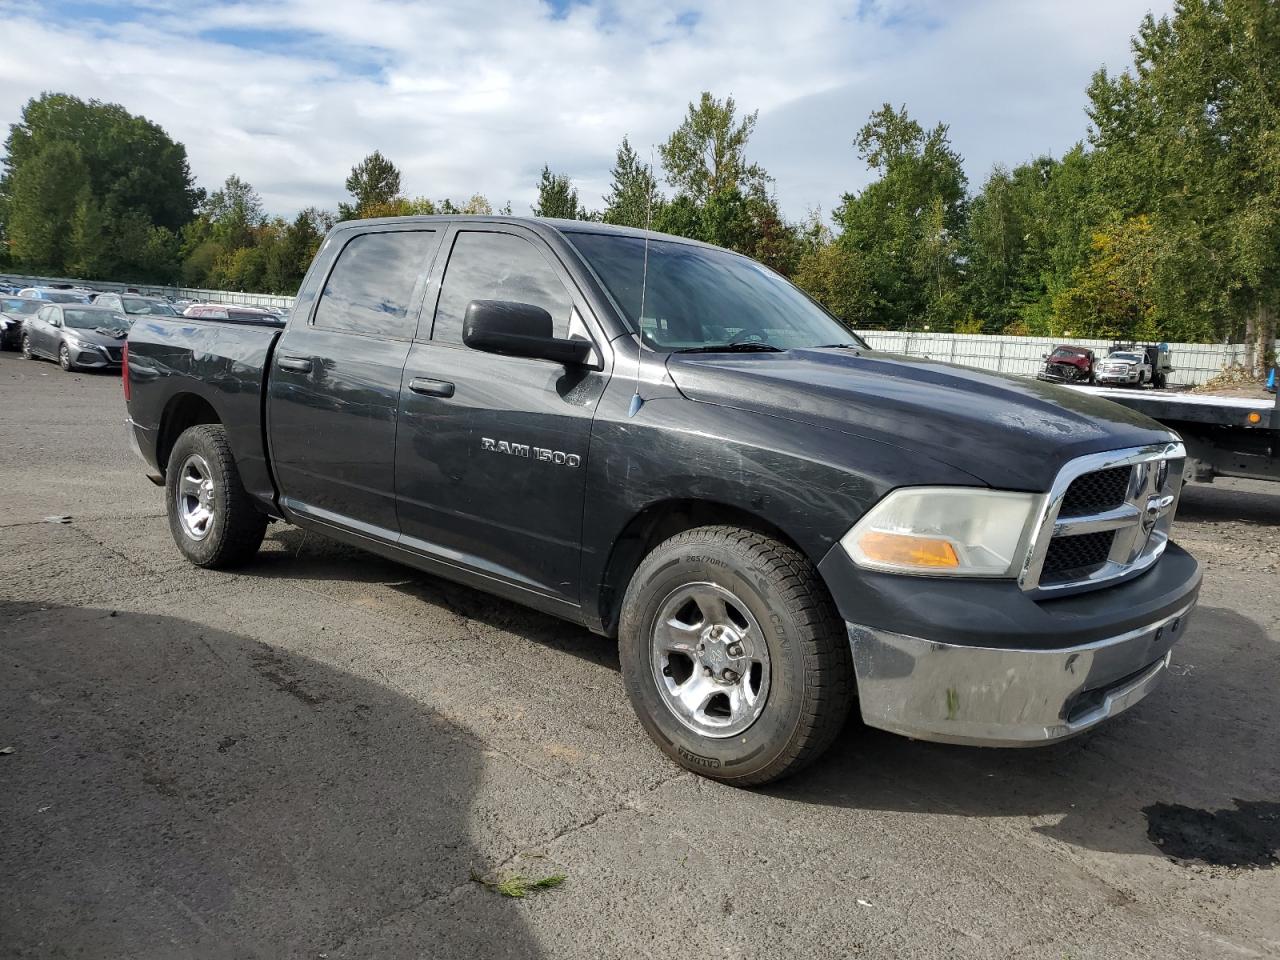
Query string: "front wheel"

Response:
xmin=165 ymin=424 xmax=267 ymax=568
xmin=59 ymin=343 xmax=74 ymax=371
xmin=619 ymin=525 xmax=854 ymax=786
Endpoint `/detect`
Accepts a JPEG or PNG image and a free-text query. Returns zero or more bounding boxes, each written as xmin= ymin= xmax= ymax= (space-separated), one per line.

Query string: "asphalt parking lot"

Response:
xmin=1 ymin=350 xmax=1278 ymax=960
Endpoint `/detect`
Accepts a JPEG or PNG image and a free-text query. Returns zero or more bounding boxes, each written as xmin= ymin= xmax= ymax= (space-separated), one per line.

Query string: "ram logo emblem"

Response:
xmin=482 ymin=438 xmax=580 ymax=467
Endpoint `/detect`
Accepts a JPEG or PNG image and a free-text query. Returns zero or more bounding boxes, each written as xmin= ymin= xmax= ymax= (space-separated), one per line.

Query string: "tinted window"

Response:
xmin=313 ymin=231 xmax=434 ymax=338
xmin=433 ymin=231 xmax=573 ymax=343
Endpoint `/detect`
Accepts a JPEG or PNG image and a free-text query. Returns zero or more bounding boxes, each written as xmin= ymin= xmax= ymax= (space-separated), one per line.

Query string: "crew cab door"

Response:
xmin=266 ymin=227 xmax=443 ymax=536
xmin=394 ymin=225 xmax=611 ymax=604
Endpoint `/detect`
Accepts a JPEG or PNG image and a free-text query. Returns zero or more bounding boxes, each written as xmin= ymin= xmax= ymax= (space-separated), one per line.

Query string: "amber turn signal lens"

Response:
xmin=1247 ymin=411 xmax=1261 ymax=424
xmin=857 ymin=531 xmax=960 ymax=569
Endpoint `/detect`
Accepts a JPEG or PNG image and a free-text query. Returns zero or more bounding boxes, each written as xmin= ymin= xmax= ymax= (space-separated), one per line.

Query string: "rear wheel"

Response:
xmin=619 ymin=525 xmax=854 ymax=786
xmin=165 ymin=424 xmax=267 ymax=568
xmin=21 ymin=335 xmax=34 ymax=360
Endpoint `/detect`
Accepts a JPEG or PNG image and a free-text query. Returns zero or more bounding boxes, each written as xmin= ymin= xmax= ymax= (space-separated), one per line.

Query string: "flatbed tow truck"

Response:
xmin=1064 ymin=383 xmax=1279 ymax=485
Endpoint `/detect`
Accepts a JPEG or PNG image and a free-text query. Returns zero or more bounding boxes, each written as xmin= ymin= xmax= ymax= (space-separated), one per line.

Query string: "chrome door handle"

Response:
xmin=277 ymin=355 xmax=314 ymax=373
xmin=408 ymin=377 xmax=455 ymax=398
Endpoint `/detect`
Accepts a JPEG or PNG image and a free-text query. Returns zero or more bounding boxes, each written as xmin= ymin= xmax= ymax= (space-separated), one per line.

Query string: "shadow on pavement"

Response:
xmin=189 ymin=523 xmax=1277 ymax=865
xmin=1179 ymin=483 xmax=1280 ymax=527
xmin=0 ymin=600 xmax=545 ymax=959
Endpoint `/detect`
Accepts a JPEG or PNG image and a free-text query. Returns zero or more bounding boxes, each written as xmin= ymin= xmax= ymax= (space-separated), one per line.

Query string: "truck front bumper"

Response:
xmin=846 ymin=601 xmax=1192 ymax=745
xmin=818 ymin=542 xmax=1201 ymax=746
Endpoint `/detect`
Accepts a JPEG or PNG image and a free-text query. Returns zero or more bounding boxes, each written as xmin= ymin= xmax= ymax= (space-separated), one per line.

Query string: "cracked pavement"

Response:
xmin=2 ymin=351 xmax=1278 ymax=959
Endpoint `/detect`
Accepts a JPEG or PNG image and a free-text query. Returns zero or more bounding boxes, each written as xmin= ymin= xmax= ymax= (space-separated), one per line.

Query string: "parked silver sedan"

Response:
xmin=20 ymin=303 xmax=131 ymax=371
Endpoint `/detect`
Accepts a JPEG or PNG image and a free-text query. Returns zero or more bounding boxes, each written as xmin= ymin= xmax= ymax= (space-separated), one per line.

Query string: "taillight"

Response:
xmin=122 ymin=341 xmax=131 ymax=401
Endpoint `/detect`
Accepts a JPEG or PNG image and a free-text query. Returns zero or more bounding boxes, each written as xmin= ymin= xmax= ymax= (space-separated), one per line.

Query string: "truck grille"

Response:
xmin=1022 ymin=443 xmax=1185 ymax=594
xmin=1059 ymin=466 xmax=1130 ymax=516
xmin=1041 ymin=530 xmax=1116 ymax=581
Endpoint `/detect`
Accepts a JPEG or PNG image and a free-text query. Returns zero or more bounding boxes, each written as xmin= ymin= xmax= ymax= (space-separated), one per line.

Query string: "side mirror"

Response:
xmin=462 ymin=300 xmax=592 ymax=366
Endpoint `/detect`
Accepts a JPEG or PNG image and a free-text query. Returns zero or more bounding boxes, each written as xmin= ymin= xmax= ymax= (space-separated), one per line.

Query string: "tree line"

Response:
xmin=0 ymin=0 xmax=1275 ymax=366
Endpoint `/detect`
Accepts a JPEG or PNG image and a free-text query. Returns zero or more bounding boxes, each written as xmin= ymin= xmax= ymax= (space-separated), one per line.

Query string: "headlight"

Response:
xmin=841 ymin=487 xmax=1043 ymax=577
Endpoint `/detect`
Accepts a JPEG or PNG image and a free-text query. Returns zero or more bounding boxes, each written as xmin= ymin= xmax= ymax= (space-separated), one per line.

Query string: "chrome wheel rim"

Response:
xmin=650 ymin=582 xmax=771 ymax=739
xmin=21 ymin=337 xmax=31 ymax=359
xmin=176 ymin=453 xmax=216 ymax=541
xmin=59 ymin=345 xmax=70 ymax=369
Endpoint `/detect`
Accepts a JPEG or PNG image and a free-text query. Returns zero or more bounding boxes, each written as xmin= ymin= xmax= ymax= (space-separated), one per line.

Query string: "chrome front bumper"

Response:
xmin=847 ymin=600 xmax=1194 ymax=746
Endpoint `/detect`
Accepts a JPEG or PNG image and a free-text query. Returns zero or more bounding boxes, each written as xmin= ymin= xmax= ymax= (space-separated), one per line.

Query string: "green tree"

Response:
xmin=1053 ymin=216 xmax=1160 ymax=339
xmin=5 ymin=140 xmax=89 ymax=269
xmin=532 ymin=165 xmax=583 ymax=219
xmin=834 ymin=104 xmax=968 ymax=329
xmin=341 ymin=150 xmax=402 ymax=220
xmin=1086 ymin=0 xmax=1280 ymax=369
xmin=602 ymin=136 xmax=661 ymax=228
xmin=659 ymin=92 xmax=767 ymax=204
xmin=792 ymin=235 xmax=875 ymax=326
xmin=201 ymin=174 xmax=265 ymax=250
xmin=2 ymin=93 xmax=200 ymax=236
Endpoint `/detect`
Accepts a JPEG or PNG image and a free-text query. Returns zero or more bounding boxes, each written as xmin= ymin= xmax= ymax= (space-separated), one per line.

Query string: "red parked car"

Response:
xmin=1037 ymin=345 xmax=1095 ymax=384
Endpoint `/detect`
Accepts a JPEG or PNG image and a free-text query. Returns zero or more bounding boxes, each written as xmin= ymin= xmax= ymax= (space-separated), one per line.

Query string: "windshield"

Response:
xmin=1110 ymin=352 xmax=1141 ymax=362
xmin=1051 ymin=348 xmax=1083 ymax=359
xmin=123 ymin=297 xmax=177 ymax=315
xmin=1 ymin=298 xmax=40 ymax=315
xmin=64 ymin=309 xmax=128 ymax=330
xmin=46 ymin=291 xmax=90 ymax=303
xmin=568 ymin=232 xmax=865 ymax=351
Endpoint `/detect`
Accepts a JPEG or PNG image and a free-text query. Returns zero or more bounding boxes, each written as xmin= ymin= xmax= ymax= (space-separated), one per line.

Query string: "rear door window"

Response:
xmin=432 ymin=231 xmax=574 ymax=343
xmin=313 ymin=231 xmax=435 ymax=339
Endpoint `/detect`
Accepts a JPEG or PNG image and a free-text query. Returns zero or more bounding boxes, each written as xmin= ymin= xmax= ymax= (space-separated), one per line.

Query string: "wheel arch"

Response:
xmin=595 ymin=498 xmax=821 ymax=638
xmin=157 ymin=393 xmax=222 ymax=476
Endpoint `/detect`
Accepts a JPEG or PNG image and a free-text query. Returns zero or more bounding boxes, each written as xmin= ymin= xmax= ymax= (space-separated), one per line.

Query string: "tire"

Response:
xmin=21 ymin=335 xmax=34 ymax=360
xmin=618 ymin=525 xmax=854 ymax=786
xmin=165 ymin=424 xmax=267 ymax=568
xmin=59 ymin=343 xmax=74 ymax=371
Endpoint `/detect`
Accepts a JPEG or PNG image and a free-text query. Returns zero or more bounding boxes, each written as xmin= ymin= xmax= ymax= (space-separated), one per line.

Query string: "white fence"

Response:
xmin=853 ymin=330 xmax=1277 ymax=387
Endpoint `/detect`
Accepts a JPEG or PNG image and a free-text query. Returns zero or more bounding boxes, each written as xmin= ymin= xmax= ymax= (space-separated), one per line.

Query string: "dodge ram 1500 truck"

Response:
xmin=124 ymin=216 xmax=1202 ymax=785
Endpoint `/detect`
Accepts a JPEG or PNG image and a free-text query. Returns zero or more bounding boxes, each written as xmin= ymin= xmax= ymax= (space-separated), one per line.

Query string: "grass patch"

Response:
xmin=470 ymin=868 xmax=567 ymax=899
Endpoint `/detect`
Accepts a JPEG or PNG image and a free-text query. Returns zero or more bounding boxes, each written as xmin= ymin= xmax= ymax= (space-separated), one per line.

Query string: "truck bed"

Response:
xmin=125 ymin=315 xmax=283 ymax=511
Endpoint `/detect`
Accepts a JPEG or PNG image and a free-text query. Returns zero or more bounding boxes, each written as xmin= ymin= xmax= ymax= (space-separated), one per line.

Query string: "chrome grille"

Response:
xmin=1020 ymin=442 xmax=1186 ymax=594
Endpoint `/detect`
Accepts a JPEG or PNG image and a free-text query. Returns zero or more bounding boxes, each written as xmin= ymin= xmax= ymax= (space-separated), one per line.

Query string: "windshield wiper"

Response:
xmin=673 ymin=342 xmax=783 ymax=354
xmin=814 ymin=343 xmax=863 ymax=350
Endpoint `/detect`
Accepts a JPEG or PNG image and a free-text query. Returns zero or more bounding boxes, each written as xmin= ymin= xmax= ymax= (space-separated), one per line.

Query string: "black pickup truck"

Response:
xmin=124 ymin=216 xmax=1201 ymax=784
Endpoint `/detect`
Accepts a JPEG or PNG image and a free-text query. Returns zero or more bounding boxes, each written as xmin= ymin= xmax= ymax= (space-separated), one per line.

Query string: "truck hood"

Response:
xmin=666 ymin=349 xmax=1176 ymax=491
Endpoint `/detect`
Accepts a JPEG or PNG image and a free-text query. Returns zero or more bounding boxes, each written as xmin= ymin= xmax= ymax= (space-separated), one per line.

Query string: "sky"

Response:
xmin=0 ymin=0 xmax=1174 ymax=222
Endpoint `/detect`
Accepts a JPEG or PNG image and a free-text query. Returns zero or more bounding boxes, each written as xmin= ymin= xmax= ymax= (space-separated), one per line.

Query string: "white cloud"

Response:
xmin=0 ymin=0 xmax=1172 ymax=221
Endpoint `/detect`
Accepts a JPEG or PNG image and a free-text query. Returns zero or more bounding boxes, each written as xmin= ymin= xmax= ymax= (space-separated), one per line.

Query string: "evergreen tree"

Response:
xmin=602 ymin=137 xmax=661 ymax=228
xmin=532 ymin=165 xmax=583 ymax=219
xmin=341 ymin=151 xmax=402 ymax=220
